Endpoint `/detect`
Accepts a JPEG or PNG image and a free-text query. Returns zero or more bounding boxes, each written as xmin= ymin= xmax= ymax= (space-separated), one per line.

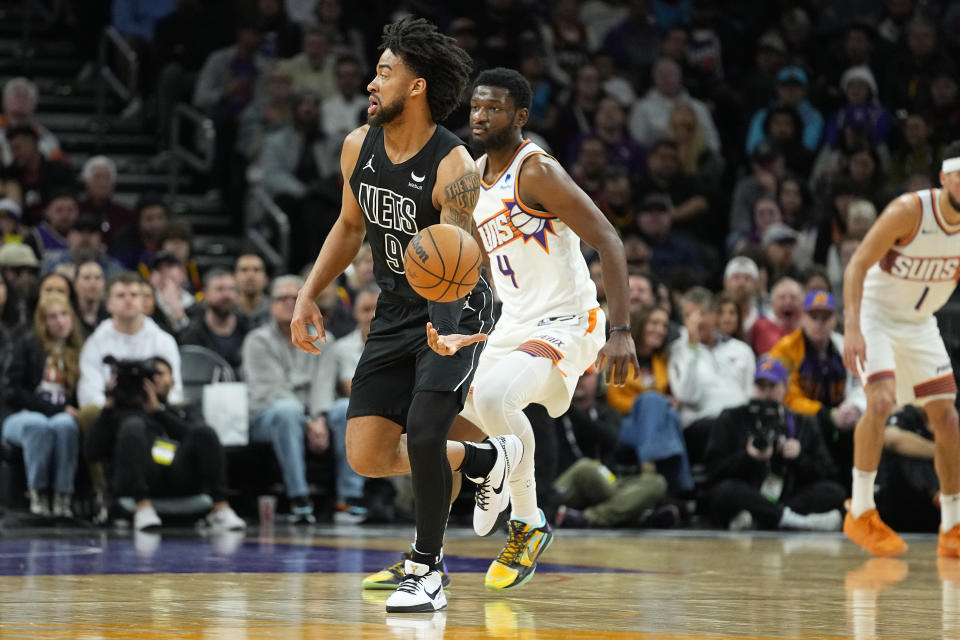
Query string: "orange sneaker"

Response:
xmin=939 ymin=524 xmax=960 ymax=557
xmin=843 ymin=508 xmax=908 ymax=557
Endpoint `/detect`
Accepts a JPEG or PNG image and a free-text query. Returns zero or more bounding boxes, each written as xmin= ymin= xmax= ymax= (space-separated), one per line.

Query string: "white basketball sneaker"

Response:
xmin=473 ymin=435 xmax=524 ymax=537
xmin=384 ymin=560 xmax=447 ymax=613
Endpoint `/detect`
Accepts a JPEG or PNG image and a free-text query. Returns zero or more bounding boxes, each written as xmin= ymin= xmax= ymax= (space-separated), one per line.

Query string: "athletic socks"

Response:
xmin=942 ymin=493 xmax=960 ymax=531
xmin=850 ymin=468 xmax=878 ymax=518
xmin=513 ymin=508 xmax=546 ymax=529
xmin=411 ymin=546 xmax=442 ymax=571
xmin=457 ymin=440 xmax=497 ymax=479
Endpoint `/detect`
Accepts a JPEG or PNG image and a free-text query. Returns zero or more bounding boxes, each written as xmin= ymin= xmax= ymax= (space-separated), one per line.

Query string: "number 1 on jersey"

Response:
xmin=497 ymin=254 xmax=518 ymax=288
xmin=915 ymin=285 xmax=930 ymax=311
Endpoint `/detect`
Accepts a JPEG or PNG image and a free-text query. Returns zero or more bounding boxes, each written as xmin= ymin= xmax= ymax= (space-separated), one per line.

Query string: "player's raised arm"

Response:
xmin=842 ymin=193 xmax=921 ymax=373
xmin=291 ymin=125 xmax=370 ymax=354
xmin=516 ymin=154 xmax=639 ymax=386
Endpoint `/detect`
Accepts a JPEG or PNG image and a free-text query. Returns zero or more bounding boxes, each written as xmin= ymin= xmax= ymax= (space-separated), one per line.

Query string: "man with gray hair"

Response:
xmin=78 ymin=155 xmax=133 ymax=243
xmin=1 ymin=77 xmax=64 ymax=166
xmin=722 ymin=255 xmax=766 ymax=333
xmin=242 ymin=274 xmax=352 ymax=523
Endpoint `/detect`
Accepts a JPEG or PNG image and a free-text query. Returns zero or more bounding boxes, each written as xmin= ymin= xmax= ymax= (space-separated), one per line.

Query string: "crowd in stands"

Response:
xmin=0 ymin=0 xmax=957 ymax=532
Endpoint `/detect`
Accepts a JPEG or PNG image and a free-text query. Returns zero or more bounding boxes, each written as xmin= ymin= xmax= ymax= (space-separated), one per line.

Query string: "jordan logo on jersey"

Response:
xmin=880 ymin=248 xmax=960 ymax=281
xmin=477 ymin=198 xmax=556 ymax=253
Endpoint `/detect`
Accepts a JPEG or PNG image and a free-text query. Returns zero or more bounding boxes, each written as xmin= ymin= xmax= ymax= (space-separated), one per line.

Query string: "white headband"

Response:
xmin=943 ymin=158 xmax=960 ymax=173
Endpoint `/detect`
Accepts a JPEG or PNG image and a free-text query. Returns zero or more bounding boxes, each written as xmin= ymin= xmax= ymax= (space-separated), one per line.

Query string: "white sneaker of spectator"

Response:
xmin=52 ymin=493 xmax=73 ymax=518
xmin=134 ymin=504 xmax=162 ymax=531
xmin=207 ymin=506 xmax=246 ymax=532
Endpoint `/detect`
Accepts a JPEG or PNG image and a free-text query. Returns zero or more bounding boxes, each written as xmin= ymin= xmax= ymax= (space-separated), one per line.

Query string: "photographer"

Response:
xmin=704 ymin=357 xmax=846 ymax=531
xmin=84 ymin=356 xmax=245 ymax=532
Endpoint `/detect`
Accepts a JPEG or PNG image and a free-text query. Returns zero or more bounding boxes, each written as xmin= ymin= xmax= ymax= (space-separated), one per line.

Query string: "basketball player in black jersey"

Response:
xmin=291 ymin=18 xmax=522 ymax=613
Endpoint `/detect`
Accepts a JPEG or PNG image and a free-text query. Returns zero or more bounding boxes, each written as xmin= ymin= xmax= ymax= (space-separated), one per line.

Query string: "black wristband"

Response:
xmin=610 ymin=325 xmax=630 ymax=332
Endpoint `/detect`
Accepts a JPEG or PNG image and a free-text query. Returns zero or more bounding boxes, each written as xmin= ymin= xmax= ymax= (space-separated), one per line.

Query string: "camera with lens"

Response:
xmin=103 ymin=356 xmax=158 ymax=410
xmin=746 ymin=398 xmax=784 ymax=452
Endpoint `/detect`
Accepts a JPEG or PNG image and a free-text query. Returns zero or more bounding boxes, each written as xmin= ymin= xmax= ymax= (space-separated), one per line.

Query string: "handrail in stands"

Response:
xmin=95 ymin=26 xmax=138 ymax=123
xmin=248 ymin=186 xmax=291 ymax=271
xmin=168 ymin=103 xmax=216 ymax=197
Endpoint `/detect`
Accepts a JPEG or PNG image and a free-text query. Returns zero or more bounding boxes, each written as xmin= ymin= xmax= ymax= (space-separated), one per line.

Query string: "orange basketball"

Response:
xmin=403 ymin=223 xmax=482 ymax=303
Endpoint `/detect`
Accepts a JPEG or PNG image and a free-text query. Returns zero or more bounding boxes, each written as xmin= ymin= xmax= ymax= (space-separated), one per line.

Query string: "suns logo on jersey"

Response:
xmin=880 ymin=249 xmax=960 ymax=282
xmin=477 ymin=198 xmax=557 ymax=254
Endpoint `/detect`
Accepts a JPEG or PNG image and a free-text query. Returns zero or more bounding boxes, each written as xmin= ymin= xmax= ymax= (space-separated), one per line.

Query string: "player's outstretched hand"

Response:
xmin=426 ymin=322 xmax=487 ymax=356
xmin=596 ymin=330 xmax=640 ymax=387
xmin=843 ymin=326 xmax=866 ymax=374
xmin=291 ymin=294 xmax=327 ymax=355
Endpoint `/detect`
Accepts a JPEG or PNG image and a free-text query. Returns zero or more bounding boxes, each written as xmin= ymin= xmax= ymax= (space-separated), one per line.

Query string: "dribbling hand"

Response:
xmin=291 ymin=295 xmax=327 ymax=354
xmin=426 ymin=322 xmax=487 ymax=356
xmin=843 ymin=327 xmax=866 ymax=375
xmin=596 ymin=330 xmax=640 ymax=387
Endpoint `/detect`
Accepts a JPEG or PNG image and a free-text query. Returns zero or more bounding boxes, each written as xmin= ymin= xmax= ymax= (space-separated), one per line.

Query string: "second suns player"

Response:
xmin=366 ymin=66 xmax=640 ymax=591
xmin=842 ymin=140 xmax=960 ymax=558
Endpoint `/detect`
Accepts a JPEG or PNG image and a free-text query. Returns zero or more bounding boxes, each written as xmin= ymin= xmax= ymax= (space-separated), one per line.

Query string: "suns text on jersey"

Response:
xmin=883 ymin=251 xmax=960 ymax=281
xmin=477 ymin=207 xmax=520 ymax=253
xmin=357 ymin=183 xmax=419 ymax=234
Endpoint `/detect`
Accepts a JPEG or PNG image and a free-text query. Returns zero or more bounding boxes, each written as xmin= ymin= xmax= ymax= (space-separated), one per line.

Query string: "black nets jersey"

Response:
xmin=348 ymin=124 xmax=487 ymax=302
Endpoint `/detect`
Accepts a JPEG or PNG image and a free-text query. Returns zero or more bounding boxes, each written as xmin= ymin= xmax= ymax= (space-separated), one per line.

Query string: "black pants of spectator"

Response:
xmin=210 ymin=110 xmax=244 ymax=215
xmin=877 ymin=452 xmax=941 ymax=533
xmin=156 ymin=64 xmax=199 ymax=150
xmin=113 ymin=416 xmax=227 ymax=503
xmin=276 ymin=193 xmax=340 ymax=272
xmin=683 ymin=417 xmax=715 ymax=468
xmin=706 ymin=478 xmax=846 ymax=529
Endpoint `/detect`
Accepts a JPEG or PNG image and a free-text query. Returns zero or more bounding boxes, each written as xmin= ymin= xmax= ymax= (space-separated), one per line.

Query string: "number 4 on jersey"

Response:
xmin=497 ymin=254 xmax=518 ymax=288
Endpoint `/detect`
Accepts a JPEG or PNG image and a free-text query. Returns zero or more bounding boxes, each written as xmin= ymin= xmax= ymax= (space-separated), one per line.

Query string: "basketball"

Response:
xmin=403 ymin=223 xmax=482 ymax=303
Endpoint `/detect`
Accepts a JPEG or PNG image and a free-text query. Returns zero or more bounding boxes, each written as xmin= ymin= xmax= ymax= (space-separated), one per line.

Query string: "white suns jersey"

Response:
xmin=863 ymin=188 xmax=960 ymax=322
xmin=474 ymin=140 xmax=598 ymax=325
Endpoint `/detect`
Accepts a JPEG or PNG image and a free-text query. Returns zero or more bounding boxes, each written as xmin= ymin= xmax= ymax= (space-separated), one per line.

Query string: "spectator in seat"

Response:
xmin=234 ymin=253 xmax=271 ymax=327
xmin=4 ymin=127 xmax=74 ymax=225
xmin=568 ymin=96 xmax=644 ymax=178
xmin=326 ymin=283 xmax=378 ymax=513
xmin=147 ymin=251 xmax=196 ymax=335
xmin=552 ymin=371 xmax=671 ymax=529
xmin=1 ymin=294 xmax=83 ymax=517
xmin=260 ymin=91 xmax=339 ymax=271
xmin=761 ymin=222 xmax=802 ymax=286
xmin=0 ymin=197 xmax=28 ymax=246
xmin=84 ymin=357 xmax=245 ymax=533
xmin=669 ymin=286 xmax=756 ymax=463
xmin=634 ymin=193 xmax=706 ymax=284
xmin=0 ymin=77 xmax=65 ymax=167
xmin=667 ymin=102 xmax=724 ymax=193
xmin=78 ymin=272 xmax=183 ymax=409
xmin=715 ymin=293 xmax=745 ymax=342
xmin=749 ymin=276 xmax=804 ymax=356
xmin=728 ymin=141 xmax=786 ymax=248
xmin=876 ymin=405 xmax=940 ymax=532
xmin=607 ymin=304 xmax=672 ymax=415
xmin=156 ymin=221 xmax=202 ymax=296
xmin=703 ymin=357 xmax=846 ymax=531
xmin=321 ymin=55 xmax=368 ymax=142
xmin=745 ymin=66 xmax=823 ymax=155
xmin=634 ymin=139 xmax=711 ymax=245
xmin=42 ymin=214 xmax=124 ymax=281
xmin=193 ymin=21 xmax=267 ymax=204
xmin=629 ymin=57 xmax=720 ymax=154
xmin=242 ymin=275 xmax=342 ymax=524
xmin=109 ymin=195 xmax=170 ymax=270
xmin=722 ymin=256 xmax=765 ymax=335
xmin=32 ymin=191 xmax=79 ymax=253
xmin=73 ymin=260 xmax=108 ymax=337
xmin=770 ymin=290 xmax=864 ymax=480
xmin=180 ymin=268 xmax=249 ymax=378
xmin=0 ymin=243 xmax=40 ymax=328
xmin=285 ymin=26 xmax=335 ymax=97
xmin=237 ymin=62 xmax=295 ymax=162
xmin=628 ymin=268 xmax=656 ymax=314
xmin=77 ymin=156 xmax=133 ymax=244
xmin=253 ymin=0 xmax=302 ymax=60
xmin=569 ymin=136 xmax=607 ymax=202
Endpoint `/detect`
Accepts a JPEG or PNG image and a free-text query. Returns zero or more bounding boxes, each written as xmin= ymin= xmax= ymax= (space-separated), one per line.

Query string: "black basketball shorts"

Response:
xmin=347 ymin=289 xmax=494 ymax=430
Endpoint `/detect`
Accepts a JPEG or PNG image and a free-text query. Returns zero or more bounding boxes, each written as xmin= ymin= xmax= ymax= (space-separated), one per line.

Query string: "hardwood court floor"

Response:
xmin=0 ymin=524 xmax=954 ymax=639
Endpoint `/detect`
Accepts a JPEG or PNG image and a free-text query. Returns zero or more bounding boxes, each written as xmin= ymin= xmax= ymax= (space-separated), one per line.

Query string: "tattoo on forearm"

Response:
xmin=443 ymin=171 xmax=481 ymax=231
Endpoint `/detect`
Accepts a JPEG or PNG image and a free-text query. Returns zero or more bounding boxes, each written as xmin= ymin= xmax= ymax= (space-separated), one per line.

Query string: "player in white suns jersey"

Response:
xmin=423 ymin=68 xmax=639 ymax=590
xmin=842 ymin=142 xmax=960 ymax=559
